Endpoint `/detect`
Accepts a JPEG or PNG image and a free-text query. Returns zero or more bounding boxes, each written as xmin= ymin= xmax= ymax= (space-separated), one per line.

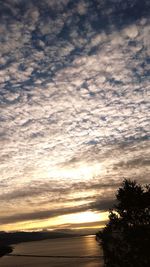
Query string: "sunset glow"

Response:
xmin=47 ymin=163 xmax=104 ymax=180
xmin=0 ymin=0 xmax=149 ymax=235
xmin=1 ymin=211 xmax=108 ymax=233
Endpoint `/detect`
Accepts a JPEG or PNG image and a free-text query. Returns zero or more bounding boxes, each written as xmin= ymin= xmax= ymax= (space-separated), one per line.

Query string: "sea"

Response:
xmin=0 ymin=235 xmax=104 ymax=267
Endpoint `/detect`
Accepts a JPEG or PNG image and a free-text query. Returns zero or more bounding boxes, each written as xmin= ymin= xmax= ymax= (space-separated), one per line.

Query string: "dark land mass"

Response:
xmin=0 ymin=245 xmax=13 ymax=257
xmin=0 ymin=230 xmax=79 ymax=245
xmin=0 ymin=230 xmax=80 ymax=257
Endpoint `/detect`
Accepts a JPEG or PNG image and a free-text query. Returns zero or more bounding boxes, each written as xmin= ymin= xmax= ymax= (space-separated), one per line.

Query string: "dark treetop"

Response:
xmin=96 ymin=179 xmax=150 ymax=267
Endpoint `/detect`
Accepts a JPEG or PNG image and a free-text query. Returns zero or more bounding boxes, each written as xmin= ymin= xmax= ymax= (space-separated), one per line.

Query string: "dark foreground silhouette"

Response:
xmin=96 ymin=179 xmax=150 ymax=267
xmin=0 ymin=245 xmax=12 ymax=257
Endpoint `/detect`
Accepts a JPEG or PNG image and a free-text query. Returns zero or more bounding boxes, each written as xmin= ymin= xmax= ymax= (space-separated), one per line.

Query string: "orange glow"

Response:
xmin=1 ymin=211 xmax=109 ymax=232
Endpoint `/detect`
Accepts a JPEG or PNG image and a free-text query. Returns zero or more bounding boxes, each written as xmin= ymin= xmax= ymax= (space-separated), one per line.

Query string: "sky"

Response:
xmin=0 ymin=0 xmax=150 ymax=233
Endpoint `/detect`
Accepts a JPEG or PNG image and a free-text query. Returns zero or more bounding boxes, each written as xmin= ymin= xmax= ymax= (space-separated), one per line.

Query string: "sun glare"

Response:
xmin=62 ymin=211 xmax=102 ymax=223
xmin=1 ymin=211 xmax=109 ymax=232
xmin=48 ymin=162 xmax=103 ymax=180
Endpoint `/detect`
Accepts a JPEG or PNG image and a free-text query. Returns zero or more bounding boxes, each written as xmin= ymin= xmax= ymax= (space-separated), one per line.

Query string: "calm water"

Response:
xmin=0 ymin=235 xmax=103 ymax=267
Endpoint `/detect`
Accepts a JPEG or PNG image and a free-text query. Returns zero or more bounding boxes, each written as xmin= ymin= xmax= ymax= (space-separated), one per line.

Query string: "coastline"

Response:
xmin=0 ymin=235 xmax=103 ymax=267
xmin=0 ymin=246 xmax=13 ymax=258
xmin=0 ymin=234 xmax=90 ymax=258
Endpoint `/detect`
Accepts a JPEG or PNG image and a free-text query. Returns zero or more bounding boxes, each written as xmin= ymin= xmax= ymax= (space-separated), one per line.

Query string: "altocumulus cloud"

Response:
xmin=0 ymin=0 xmax=150 ymax=229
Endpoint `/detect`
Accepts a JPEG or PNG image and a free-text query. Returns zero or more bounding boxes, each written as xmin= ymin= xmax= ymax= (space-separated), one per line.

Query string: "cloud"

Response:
xmin=0 ymin=0 xmax=150 ymax=230
xmin=0 ymin=197 xmax=112 ymax=225
xmin=0 ymin=205 xmax=88 ymax=225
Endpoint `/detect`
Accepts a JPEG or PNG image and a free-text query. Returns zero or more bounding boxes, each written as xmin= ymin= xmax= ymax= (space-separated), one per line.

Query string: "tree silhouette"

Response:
xmin=96 ymin=179 xmax=150 ymax=267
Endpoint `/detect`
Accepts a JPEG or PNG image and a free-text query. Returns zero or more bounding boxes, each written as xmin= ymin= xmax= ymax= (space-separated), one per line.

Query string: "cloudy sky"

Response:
xmin=0 ymin=0 xmax=150 ymax=233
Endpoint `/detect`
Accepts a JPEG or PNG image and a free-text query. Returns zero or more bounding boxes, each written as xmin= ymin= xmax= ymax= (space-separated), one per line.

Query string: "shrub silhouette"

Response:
xmin=96 ymin=179 xmax=150 ymax=267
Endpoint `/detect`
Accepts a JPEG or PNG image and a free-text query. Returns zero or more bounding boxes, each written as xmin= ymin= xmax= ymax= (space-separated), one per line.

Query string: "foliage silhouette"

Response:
xmin=96 ymin=179 xmax=150 ymax=267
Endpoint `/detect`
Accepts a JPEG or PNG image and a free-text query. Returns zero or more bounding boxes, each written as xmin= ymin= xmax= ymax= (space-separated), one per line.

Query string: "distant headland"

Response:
xmin=0 ymin=245 xmax=13 ymax=257
xmin=0 ymin=230 xmax=80 ymax=258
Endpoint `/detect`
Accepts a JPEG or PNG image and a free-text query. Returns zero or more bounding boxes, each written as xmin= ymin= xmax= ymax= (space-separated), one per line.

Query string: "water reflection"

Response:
xmin=0 ymin=236 xmax=104 ymax=267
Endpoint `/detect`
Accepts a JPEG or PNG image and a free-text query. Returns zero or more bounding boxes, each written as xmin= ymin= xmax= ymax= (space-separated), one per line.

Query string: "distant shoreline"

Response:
xmin=0 ymin=231 xmax=86 ymax=247
xmin=7 ymin=254 xmax=102 ymax=259
xmin=0 ymin=232 xmax=93 ymax=258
